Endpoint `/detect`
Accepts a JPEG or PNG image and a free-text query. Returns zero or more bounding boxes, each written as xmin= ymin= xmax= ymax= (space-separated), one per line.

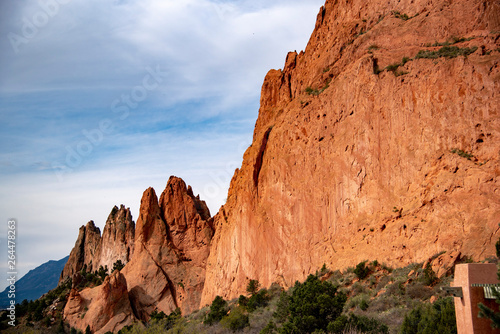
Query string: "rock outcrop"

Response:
xmin=96 ymin=205 xmax=135 ymax=273
xmin=60 ymin=205 xmax=135 ymax=282
xmin=121 ymin=176 xmax=214 ymax=319
xmin=200 ymin=0 xmax=500 ymax=304
xmin=64 ymin=270 xmax=137 ymax=334
xmin=60 ymin=221 xmax=101 ymax=281
xmin=64 ymin=177 xmax=214 ymax=332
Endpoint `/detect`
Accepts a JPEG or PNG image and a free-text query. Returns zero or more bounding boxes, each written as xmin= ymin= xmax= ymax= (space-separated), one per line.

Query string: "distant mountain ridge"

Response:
xmin=0 ymin=256 xmax=69 ymax=309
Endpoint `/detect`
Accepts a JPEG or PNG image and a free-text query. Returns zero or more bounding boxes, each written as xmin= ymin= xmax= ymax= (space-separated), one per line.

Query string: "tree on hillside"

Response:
xmin=280 ymin=274 xmax=347 ymax=333
xmin=247 ymin=279 xmax=260 ymax=296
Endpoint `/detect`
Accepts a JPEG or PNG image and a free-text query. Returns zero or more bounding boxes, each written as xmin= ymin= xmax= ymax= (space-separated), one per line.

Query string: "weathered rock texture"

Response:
xmin=60 ymin=221 xmax=102 ymax=281
xmin=121 ymin=176 xmax=214 ymax=319
xmin=64 ymin=271 xmax=137 ymax=334
xmin=64 ymin=177 xmax=214 ymax=332
xmin=200 ymin=0 xmax=500 ymax=305
xmin=60 ymin=205 xmax=135 ymax=282
xmin=97 ymin=205 xmax=135 ymax=273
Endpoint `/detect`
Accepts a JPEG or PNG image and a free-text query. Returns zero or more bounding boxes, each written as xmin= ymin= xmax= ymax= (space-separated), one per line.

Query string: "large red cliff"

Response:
xmin=200 ymin=0 xmax=500 ymax=305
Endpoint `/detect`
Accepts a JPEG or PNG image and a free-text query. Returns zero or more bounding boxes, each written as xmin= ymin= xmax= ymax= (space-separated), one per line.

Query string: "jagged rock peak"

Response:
xmin=60 ymin=205 xmax=136 ymax=283
xmin=98 ymin=204 xmax=135 ymax=273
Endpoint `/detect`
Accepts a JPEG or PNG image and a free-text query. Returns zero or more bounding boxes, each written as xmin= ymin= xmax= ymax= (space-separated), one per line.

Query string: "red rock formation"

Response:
xmin=96 ymin=205 xmax=135 ymax=273
xmin=60 ymin=221 xmax=101 ymax=281
xmin=201 ymin=0 xmax=500 ymax=305
xmin=60 ymin=206 xmax=135 ymax=282
xmin=66 ymin=177 xmax=214 ymax=332
xmin=64 ymin=270 xmax=137 ymax=334
xmin=122 ymin=176 xmax=214 ymax=319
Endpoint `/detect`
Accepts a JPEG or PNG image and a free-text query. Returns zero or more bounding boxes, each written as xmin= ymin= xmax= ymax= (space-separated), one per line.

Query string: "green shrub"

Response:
xmin=279 ymin=274 xmax=347 ymax=333
xmin=360 ymin=298 xmax=369 ymax=311
xmin=247 ymin=279 xmax=261 ymax=295
xmin=238 ymin=294 xmax=248 ymax=306
xmin=415 ymin=46 xmax=478 ymax=59
xmin=392 ymin=11 xmax=409 ymax=20
xmin=112 ymin=260 xmax=125 ymax=272
xmin=400 ymin=297 xmax=456 ymax=334
xmin=273 ymin=291 xmax=290 ymax=323
xmin=354 ymin=261 xmax=371 ymax=280
xmin=204 ymin=295 xmax=228 ymax=325
xmin=260 ymin=320 xmax=278 ymax=334
xmin=247 ymin=289 xmax=270 ymax=312
xmin=450 ymin=148 xmax=473 ymax=160
xmin=422 ymin=264 xmax=438 ymax=286
xmin=220 ymin=306 xmax=249 ymax=331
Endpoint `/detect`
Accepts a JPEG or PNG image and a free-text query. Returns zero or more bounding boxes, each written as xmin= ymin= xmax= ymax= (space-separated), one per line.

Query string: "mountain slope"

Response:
xmin=200 ymin=0 xmax=500 ymax=305
xmin=0 ymin=256 xmax=69 ymax=309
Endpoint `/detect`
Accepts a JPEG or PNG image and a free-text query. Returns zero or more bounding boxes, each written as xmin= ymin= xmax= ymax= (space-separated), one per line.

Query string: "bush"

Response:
xmin=247 ymin=289 xmax=270 ymax=312
xmin=204 ymin=295 xmax=228 ymax=325
xmin=247 ymin=279 xmax=261 ymax=296
xmin=415 ymin=46 xmax=478 ymax=59
xmin=354 ymin=261 xmax=371 ymax=280
xmin=113 ymin=260 xmax=125 ymax=272
xmin=279 ymin=274 xmax=347 ymax=333
xmin=273 ymin=291 xmax=290 ymax=323
xmin=221 ymin=306 xmax=249 ymax=331
xmin=400 ymin=297 xmax=456 ymax=334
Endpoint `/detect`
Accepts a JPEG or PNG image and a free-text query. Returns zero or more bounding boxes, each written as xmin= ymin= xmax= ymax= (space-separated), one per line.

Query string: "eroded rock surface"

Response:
xmin=201 ymin=0 xmax=500 ymax=305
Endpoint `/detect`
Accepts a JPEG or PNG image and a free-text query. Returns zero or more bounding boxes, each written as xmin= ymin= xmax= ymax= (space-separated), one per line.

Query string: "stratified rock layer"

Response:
xmin=201 ymin=0 xmax=500 ymax=305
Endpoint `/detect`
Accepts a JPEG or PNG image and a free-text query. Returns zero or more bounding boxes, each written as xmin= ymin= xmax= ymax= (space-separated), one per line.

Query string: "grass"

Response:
xmin=450 ymin=148 xmax=474 ymax=160
xmin=425 ymin=36 xmax=475 ymax=47
xmin=305 ymin=78 xmax=331 ymax=96
xmin=375 ymin=44 xmax=478 ymax=77
xmin=414 ymin=45 xmax=478 ymax=59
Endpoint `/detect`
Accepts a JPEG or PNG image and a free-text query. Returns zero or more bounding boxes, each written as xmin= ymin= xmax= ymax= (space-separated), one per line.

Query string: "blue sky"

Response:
xmin=0 ymin=0 xmax=324 ymax=291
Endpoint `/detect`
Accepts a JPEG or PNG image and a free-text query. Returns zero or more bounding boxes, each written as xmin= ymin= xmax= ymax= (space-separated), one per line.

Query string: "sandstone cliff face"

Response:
xmin=60 ymin=221 xmax=101 ymax=281
xmin=97 ymin=205 xmax=135 ymax=273
xmin=60 ymin=205 xmax=135 ymax=282
xmin=201 ymin=0 xmax=500 ymax=305
xmin=121 ymin=176 xmax=214 ymax=319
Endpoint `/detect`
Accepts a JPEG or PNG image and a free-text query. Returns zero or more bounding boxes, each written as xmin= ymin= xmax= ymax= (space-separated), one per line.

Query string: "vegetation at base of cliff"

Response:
xmin=400 ymin=297 xmax=456 ymax=334
xmin=112 ymin=258 xmax=468 ymax=334
xmin=2 ymin=257 xmax=478 ymax=334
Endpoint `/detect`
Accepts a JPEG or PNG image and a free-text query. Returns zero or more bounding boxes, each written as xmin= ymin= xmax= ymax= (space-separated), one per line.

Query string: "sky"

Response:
xmin=0 ymin=0 xmax=325 ymax=292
